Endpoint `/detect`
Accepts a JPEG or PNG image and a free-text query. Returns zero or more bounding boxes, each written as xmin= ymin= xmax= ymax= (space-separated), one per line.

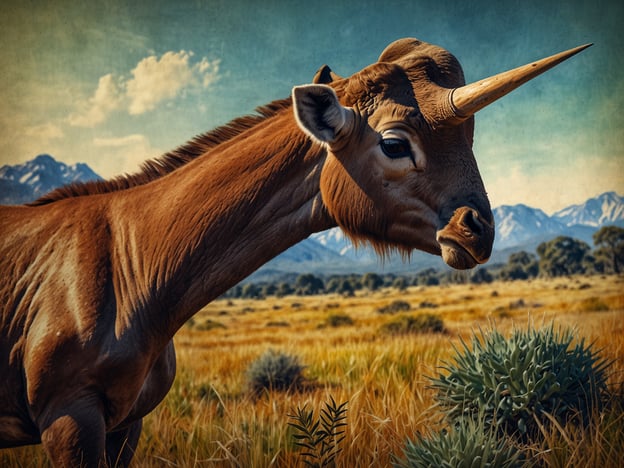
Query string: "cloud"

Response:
xmin=23 ymin=122 xmax=64 ymax=140
xmin=69 ymin=51 xmax=220 ymax=126
xmin=92 ymin=133 xmax=161 ymax=177
xmin=68 ymin=73 xmax=124 ymax=127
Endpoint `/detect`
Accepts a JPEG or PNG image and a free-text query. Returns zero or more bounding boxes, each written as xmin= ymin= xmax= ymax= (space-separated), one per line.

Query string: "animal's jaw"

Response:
xmin=436 ymin=237 xmax=485 ymax=270
xmin=435 ymin=206 xmax=494 ymax=270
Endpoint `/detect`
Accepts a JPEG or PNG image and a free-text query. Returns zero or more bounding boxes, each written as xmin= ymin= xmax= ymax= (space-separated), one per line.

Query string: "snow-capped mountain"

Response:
xmin=310 ymin=228 xmax=379 ymax=262
xmin=492 ymin=204 xmax=568 ymax=249
xmin=552 ymin=192 xmax=624 ymax=227
xmin=0 ymin=154 xmax=101 ymax=205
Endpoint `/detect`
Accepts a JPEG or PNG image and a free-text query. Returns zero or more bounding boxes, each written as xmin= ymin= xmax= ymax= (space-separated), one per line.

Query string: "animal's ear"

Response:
xmin=292 ymin=84 xmax=349 ymax=144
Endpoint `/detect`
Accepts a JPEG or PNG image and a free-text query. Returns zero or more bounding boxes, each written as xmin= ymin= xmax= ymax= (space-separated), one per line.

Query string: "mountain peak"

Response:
xmin=0 ymin=154 xmax=101 ymax=205
xmin=33 ymin=154 xmax=57 ymax=164
xmin=553 ymin=192 xmax=624 ymax=227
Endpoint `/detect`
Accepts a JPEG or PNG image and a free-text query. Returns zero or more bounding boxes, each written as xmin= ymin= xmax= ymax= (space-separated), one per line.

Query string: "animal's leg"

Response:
xmin=40 ymin=402 xmax=106 ymax=467
xmin=105 ymin=419 xmax=142 ymax=467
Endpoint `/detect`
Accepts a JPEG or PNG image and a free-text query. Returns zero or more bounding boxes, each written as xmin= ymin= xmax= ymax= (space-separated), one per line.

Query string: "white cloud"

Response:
xmin=68 ymin=51 xmax=220 ymax=126
xmin=126 ymin=51 xmax=193 ymax=115
xmin=23 ymin=122 xmax=64 ymax=140
xmin=92 ymin=133 xmax=161 ymax=177
xmin=68 ymin=74 xmax=124 ymax=127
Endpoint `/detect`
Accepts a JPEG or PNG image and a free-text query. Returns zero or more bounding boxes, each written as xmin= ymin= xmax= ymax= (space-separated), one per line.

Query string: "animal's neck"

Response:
xmin=110 ymin=110 xmax=333 ymax=340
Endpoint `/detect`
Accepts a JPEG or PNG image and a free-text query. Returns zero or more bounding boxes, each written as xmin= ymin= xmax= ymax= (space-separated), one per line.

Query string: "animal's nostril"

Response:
xmin=462 ymin=209 xmax=483 ymax=236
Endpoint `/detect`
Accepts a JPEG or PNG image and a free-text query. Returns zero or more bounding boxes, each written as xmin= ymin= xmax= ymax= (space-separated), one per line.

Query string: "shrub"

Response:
xmin=377 ymin=300 xmax=411 ymax=314
xmin=193 ymin=319 xmax=226 ymax=331
xmin=325 ymin=313 xmax=354 ymax=327
xmin=430 ymin=324 xmax=611 ymax=439
xmin=381 ymin=314 xmax=445 ymax=335
xmin=247 ymin=349 xmax=305 ymax=395
xmin=395 ymin=417 xmax=526 ymax=468
xmin=578 ymin=297 xmax=609 ymax=312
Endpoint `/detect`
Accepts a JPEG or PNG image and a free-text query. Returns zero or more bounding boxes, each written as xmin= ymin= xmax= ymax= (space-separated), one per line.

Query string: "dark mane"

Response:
xmin=29 ymin=98 xmax=293 ymax=206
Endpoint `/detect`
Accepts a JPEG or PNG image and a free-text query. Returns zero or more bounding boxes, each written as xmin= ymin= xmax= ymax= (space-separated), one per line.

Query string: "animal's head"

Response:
xmin=292 ymin=38 xmax=590 ymax=270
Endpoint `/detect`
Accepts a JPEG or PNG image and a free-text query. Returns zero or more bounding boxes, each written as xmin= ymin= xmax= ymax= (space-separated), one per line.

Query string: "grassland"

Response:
xmin=3 ymin=274 xmax=623 ymax=467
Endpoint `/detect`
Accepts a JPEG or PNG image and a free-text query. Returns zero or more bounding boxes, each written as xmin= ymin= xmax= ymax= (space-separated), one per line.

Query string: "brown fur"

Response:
xmin=0 ymin=38 xmax=496 ymax=466
xmin=30 ymin=98 xmax=293 ymax=206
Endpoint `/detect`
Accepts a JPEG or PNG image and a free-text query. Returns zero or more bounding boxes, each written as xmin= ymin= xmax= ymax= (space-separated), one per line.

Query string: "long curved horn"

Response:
xmin=443 ymin=43 xmax=592 ymax=124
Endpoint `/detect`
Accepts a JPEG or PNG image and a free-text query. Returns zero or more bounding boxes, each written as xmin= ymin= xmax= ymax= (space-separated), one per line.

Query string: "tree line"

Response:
xmin=223 ymin=226 xmax=624 ymax=299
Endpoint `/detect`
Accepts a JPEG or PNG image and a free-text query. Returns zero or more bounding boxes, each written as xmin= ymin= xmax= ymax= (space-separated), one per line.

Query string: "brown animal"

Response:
xmin=0 ymin=38 xmax=589 ymax=466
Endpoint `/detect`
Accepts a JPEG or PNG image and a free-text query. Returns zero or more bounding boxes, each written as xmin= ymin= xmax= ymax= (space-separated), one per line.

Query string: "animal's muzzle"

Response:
xmin=436 ymin=206 xmax=494 ymax=270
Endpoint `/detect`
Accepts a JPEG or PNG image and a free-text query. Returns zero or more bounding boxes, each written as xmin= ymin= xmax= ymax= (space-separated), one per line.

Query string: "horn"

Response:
xmin=313 ymin=65 xmax=344 ymax=84
xmin=443 ymin=43 xmax=592 ymax=124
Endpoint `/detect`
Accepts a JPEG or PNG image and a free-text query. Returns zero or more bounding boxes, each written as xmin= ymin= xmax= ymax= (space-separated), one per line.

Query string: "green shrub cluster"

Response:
xmin=395 ymin=417 xmax=525 ymax=468
xmin=396 ymin=323 xmax=611 ymax=467
xmin=431 ymin=324 xmax=609 ymax=437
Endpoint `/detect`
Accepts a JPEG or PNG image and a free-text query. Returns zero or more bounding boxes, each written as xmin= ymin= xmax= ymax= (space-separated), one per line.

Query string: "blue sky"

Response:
xmin=1 ymin=0 xmax=622 ymax=213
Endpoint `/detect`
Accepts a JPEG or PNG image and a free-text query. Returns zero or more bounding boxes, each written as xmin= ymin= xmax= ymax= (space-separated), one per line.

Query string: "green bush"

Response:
xmin=325 ymin=313 xmax=354 ymax=327
xmin=247 ymin=349 xmax=305 ymax=395
xmin=430 ymin=324 xmax=610 ymax=438
xmin=377 ymin=300 xmax=412 ymax=314
xmin=395 ymin=417 xmax=526 ymax=468
xmin=381 ymin=314 xmax=445 ymax=335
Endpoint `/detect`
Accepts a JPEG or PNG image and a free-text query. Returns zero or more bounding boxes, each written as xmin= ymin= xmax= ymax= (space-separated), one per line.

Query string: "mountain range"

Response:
xmin=0 ymin=154 xmax=101 ymax=205
xmin=2 ymin=155 xmax=622 ymax=276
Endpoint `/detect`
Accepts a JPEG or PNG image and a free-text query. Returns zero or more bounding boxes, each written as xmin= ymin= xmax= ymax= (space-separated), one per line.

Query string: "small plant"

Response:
xmin=377 ymin=300 xmax=411 ymax=314
xmin=430 ymin=324 xmax=611 ymax=438
xmin=578 ymin=296 xmax=609 ymax=312
xmin=395 ymin=417 xmax=526 ymax=468
xmin=325 ymin=313 xmax=354 ymax=327
xmin=288 ymin=397 xmax=348 ymax=467
xmin=381 ymin=314 xmax=445 ymax=335
xmin=247 ymin=349 xmax=305 ymax=395
xmin=194 ymin=319 xmax=227 ymax=331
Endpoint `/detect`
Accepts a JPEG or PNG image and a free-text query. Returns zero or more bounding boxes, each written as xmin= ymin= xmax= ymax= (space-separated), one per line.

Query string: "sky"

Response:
xmin=1 ymin=0 xmax=622 ymax=214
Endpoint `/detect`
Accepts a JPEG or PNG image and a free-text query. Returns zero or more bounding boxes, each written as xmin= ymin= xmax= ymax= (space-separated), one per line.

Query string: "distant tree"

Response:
xmin=392 ymin=277 xmax=408 ymax=290
xmin=537 ymin=236 xmax=591 ymax=277
xmin=362 ymin=272 xmax=384 ymax=291
xmin=241 ymin=283 xmax=263 ymax=299
xmin=262 ymin=283 xmax=278 ymax=297
xmin=593 ymin=226 xmax=624 ymax=274
xmin=295 ymin=273 xmax=324 ymax=295
xmin=470 ymin=267 xmax=493 ymax=284
xmin=501 ymin=251 xmax=539 ymax=280
xmin=415 ymin=268 xmax=440 ymax=286
xmin=275 ymin=282 xmax=294 ymax=297
xmin=224 ymin=284 xmax=243 ymax=298
xmin=324 ymin=277 xmax=352 ymax=296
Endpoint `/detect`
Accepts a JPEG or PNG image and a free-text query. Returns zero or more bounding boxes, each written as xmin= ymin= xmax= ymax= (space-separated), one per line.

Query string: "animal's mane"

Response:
xmin=29 ymin=98 xmax=293 ymax=206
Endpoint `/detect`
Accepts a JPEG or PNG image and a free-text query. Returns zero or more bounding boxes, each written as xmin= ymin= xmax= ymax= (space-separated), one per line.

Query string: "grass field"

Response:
xmin=3 ymin=274 xmax=623 ymax=467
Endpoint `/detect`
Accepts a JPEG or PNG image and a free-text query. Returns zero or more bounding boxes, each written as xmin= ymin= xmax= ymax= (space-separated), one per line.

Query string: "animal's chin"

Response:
xmin=438 ymin=239 xmax=480 ymax=270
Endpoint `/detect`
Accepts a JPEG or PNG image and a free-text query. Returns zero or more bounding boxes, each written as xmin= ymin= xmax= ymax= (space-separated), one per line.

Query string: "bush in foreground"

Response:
xmin=395 ymin=417 xmax=526 ymax=468
xmin=430 ymin=324 xmax=611 ymax=439
xmin=247 ymin=349 xmax=305 ymax=395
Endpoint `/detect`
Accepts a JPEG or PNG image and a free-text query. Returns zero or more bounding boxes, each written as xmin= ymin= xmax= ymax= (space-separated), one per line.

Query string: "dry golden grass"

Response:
xmin=2 ymin=274 xmax=623 ymax=467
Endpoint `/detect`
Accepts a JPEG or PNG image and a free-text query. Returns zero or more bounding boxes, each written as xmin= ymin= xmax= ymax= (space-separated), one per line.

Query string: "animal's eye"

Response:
xmin=380 ymin=138 xmax=412 ymax=159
